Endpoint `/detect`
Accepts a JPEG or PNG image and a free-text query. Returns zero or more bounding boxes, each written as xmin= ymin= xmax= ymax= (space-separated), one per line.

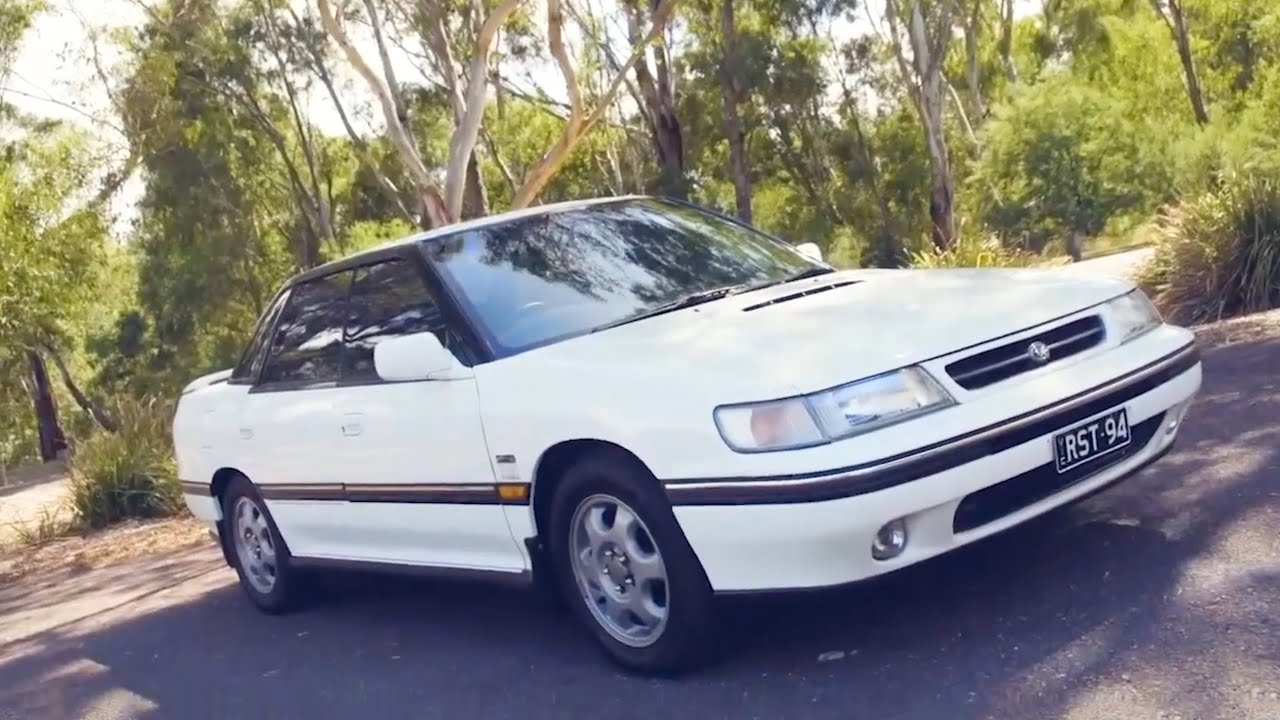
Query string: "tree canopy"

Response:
xmin=2 ymin=0 xmax=1280 ymax=465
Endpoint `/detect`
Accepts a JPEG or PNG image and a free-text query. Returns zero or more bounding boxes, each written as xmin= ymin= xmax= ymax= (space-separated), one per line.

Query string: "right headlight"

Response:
xmin=1108 ymin=289 xmax=1161 ymax=344
xmin=713 ymin=367 xmax=955 ymax=453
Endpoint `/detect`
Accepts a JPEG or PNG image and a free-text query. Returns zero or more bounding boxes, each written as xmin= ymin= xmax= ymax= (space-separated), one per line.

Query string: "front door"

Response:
xmin=323 ymin=256 xmax=523 ymax=572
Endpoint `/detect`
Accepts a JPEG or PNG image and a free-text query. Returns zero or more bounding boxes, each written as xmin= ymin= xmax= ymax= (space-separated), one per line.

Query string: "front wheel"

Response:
xmin=548 ymin=448 xmax=718 ymax=675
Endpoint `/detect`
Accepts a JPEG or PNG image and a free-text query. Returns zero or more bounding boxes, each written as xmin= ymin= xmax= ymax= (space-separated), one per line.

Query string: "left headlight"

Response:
xmin=1108 ymin=289 xmax=1161 ymax=344
xmin=713 ymin=367 xmax=955 ymax=453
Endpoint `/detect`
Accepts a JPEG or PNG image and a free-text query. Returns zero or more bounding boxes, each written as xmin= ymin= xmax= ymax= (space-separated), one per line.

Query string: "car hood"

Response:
xmin=520 ymin=267 xmax=1133 ymax=398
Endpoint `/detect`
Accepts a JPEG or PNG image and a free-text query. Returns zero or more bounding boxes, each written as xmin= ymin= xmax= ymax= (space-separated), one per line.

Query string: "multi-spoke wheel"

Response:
xmin=549 ymin=447 xmax=717 ymax=675
xmin=221 ymin=474 xmax=300 ymax=613
xmin=232 ymin=496 xmax=278 ymax=595
xmin=570 ymin=494 xmax=669 ymax=647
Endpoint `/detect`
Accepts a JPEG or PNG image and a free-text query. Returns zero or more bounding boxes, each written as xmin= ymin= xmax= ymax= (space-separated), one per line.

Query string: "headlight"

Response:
xmin=1108 ymin=289 xmax=1161 ymax=343
xmin=713 ymin=367 xmax=955 ymax=453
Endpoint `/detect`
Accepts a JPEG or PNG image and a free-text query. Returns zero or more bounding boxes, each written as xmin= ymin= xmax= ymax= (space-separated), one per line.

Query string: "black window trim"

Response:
xmin=233 ymin=195 xmax=809 ymax=388
xmin=245 ymin=245 xmax=487 ymax=394
xmin=228 ymin=286 xmax=293 ymax=386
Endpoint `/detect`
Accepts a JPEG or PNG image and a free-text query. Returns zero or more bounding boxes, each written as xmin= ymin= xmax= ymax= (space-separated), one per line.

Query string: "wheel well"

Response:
xmin=531 ymin=439 xmax=651 ymax=538
xmin=210 ymin=467 xmax=243 ymax=502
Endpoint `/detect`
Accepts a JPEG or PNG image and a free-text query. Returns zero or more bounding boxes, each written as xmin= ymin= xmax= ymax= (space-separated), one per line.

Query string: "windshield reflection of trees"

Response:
xmin=427 ymin=200 xmax=809 ymax=308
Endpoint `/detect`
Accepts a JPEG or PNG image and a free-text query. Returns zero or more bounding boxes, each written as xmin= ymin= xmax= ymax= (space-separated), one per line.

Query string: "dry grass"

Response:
xmin=0 ymin=515 xmax=212 ymax=582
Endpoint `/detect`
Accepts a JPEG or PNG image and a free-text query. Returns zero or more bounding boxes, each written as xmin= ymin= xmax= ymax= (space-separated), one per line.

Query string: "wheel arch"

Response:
xmin=530 ymin=439 xmax=657 ymax=540
xmin=208 ymin=466 xmax=250 ymax=567
xmin=210 ymin=466 xmax=247 ymax=500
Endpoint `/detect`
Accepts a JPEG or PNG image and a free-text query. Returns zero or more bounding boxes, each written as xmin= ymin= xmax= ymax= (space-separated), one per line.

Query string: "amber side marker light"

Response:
xmin=497 ymin=484 xmax=530 ymax=502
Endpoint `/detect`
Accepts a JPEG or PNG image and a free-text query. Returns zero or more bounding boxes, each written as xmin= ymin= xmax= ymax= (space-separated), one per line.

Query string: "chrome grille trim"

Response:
xmin=945 ymin=315 xmax=1106 ymax=390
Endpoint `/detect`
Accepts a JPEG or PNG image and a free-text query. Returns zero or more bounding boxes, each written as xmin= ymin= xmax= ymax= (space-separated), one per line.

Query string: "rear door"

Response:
xmin=240 ymin=270 xmax=353 ymax=553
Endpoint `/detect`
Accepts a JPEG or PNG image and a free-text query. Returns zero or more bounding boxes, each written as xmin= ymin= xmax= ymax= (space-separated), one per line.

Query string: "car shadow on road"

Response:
xmin=1 ymin=332 xmax=1278 ymax=720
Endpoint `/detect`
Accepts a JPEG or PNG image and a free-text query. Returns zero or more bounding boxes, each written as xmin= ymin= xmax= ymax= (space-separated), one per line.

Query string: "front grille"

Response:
xmin=951 ymin=411 xmax=1163 ymax=533
xmin=945 ymin=315 xmax=1106 ymax=390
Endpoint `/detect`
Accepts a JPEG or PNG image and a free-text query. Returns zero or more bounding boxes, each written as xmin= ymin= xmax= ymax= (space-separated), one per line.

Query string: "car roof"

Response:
xmin=287 ymin=194 xmax=653 ymax=287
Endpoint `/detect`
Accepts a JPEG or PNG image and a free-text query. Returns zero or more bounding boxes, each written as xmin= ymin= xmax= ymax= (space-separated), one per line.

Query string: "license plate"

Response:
xmin=1052 ymin=407 xmax=1131 ymax=474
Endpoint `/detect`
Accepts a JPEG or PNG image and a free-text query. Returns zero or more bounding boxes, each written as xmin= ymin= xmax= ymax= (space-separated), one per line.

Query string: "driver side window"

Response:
xmin=344 ymin=258 xmax=462 ymax=381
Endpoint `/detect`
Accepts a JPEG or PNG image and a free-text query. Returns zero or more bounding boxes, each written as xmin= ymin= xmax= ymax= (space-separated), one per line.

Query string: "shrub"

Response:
xmin=67 ymin=396 xmax=182 ymax=530
xmin=1139 ymin=173 xmax=1280 ymax=325
xmin=909 ymin=233 xmax=1050 ymax=269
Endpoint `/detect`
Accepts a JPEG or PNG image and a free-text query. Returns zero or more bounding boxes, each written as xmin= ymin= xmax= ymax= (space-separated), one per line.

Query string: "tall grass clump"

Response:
xmin=67 ymin=396 xmax=182 ymax=530
xmin=909 ymin=233 xmax=1048 ymax=269
xmin=1139 ymin=172 xmax=1280 ymax=325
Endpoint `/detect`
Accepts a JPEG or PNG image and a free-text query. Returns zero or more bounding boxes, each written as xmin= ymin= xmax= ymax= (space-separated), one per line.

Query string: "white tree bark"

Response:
xmin=316 ymin=0 xmax=448 ymax=227
xmin=887 ymin=0 xmax=955 ymax=248
xmin=440 ymin=0 xmax=527 ymax=220
xmin=509 ymin=0 xmax=679 ymax=208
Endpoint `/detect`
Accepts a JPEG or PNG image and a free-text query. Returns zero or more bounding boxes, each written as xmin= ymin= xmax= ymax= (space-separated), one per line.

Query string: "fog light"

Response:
xmin=872 ymin=518 xmax=908 ymax=561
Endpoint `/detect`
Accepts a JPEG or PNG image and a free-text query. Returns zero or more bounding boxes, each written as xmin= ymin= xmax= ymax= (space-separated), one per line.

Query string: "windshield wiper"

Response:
xmin=592 ymin=285 xmax=746 ymax=333
xmin=736 ymin=265 xmax=837 ymax=294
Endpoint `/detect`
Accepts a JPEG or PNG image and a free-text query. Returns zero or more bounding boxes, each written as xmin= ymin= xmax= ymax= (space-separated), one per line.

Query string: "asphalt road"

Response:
xmin=3 ymin=251 xmax=1278 ymax=720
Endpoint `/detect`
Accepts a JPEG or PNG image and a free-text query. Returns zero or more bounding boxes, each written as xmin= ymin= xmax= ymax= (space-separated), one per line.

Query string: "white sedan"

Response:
xmin=173 ymin=196 xmax=1201 ymax=674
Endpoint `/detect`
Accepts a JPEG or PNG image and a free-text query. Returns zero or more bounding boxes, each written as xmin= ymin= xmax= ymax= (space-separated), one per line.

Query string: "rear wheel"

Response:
xmin=548 ymin=448 xmax=718 ymax=675
xmin=222 ymin=476 xmax=301 ymax=613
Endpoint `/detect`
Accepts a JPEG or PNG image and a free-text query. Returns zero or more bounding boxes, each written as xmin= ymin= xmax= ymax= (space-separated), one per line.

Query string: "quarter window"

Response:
xmin=344 ymin=258 xmax=454 ymax=380
xmin=258 ymin=272 xmax=351 ymax=386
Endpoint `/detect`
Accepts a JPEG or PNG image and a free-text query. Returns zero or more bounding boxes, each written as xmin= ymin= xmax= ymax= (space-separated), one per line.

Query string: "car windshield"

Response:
xmin=419 ymin=198 xmax=824 ymax=357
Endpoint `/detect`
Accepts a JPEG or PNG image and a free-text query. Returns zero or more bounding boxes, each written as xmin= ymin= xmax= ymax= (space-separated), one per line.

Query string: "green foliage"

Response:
xmin=0 ymin=127 xmax=109 ymax=350
xmin=335 ymin=218 xmax=420 ymax=259
xmin=67 ymin=396 xmax=182 ymax=530
xmin=971 ymin=76 xmax=1171 ymax=254
xmin=1140 ymin=172 xmax=1280 ymax=325
xmin=0 ymin=0 xmax=43 ymax=75
xmin=908 ymin=232 xmax=1047 ymax=269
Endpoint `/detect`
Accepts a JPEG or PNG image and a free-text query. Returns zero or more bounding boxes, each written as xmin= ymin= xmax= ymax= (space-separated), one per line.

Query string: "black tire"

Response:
xmin=547 ymin=447 xmax=718 ymax=675
xmin=221 ymin=475 xmax=302 ymax=614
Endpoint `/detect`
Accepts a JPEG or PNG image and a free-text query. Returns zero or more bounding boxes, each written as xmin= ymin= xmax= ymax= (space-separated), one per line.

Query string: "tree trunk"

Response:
xmin=999 ymin=0 xmax=1018 ymax=84
xmin=631 ymin=0 xmax=685 ymax=198
xmin=719 ymin=0 xmax=752 ymax=223
xmin=44 ymin=344 xmax=118 ymax=432
xmin=318 ymin=0 xmax=447 ymax=227
xmin=924 ymin=112 xmax=956 ymax=249
xmin=508 ymin=0 xmax=678 ymax=209
xmin=461 ymin=149 xmax=489 ymax=219
xmin=27 ymin=350 xmax=65 ymax=462
xmin=1167 ymin=1 xmax=1209 ymax=125
xmin=964 ymin=0 xmax=985 ymax=123
xmin=1066 ymin=229 xmax=1084 ymax=262
xmin=906 ymin=1 xmax=955 ymax=248
xmin=845 ymin=95 xmax=903 ymax=267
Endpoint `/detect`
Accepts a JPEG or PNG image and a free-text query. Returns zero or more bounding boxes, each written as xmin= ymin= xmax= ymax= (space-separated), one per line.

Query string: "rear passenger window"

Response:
xmin=258 ymin=272 xmax=351 ymax=386
xmin=231 ymin=289 xmax=290 ymax=384
xmin=345 ymin=259 xmax=453 ymax=380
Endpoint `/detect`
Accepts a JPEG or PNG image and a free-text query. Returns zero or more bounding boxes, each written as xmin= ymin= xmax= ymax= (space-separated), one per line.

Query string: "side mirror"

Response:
xmin=796 ymin=242 xmax=823 ymax=262
xmin=374 ymin=331 xmax=467 ymax=382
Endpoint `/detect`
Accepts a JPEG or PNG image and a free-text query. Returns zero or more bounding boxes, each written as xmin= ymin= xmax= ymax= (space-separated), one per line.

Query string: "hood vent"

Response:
xmin=741 ymin=280 xmax=860 ymax=312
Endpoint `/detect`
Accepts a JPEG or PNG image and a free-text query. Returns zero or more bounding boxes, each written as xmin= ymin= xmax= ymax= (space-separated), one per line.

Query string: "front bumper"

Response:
xmin=669 ymin=338 xmax=1202 ymax=593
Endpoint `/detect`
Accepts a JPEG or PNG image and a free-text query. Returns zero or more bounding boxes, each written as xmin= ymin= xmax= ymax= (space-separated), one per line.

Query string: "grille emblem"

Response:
xmin=1027 ymin=341 xmax=1051 ymax=364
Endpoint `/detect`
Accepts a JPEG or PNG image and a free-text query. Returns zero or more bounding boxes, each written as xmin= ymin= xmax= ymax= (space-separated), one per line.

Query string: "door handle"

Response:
xmin=238 ymin=427 xmax=254 ymax=440
xmin=340 ymin=412 xmax=364 ymax=437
